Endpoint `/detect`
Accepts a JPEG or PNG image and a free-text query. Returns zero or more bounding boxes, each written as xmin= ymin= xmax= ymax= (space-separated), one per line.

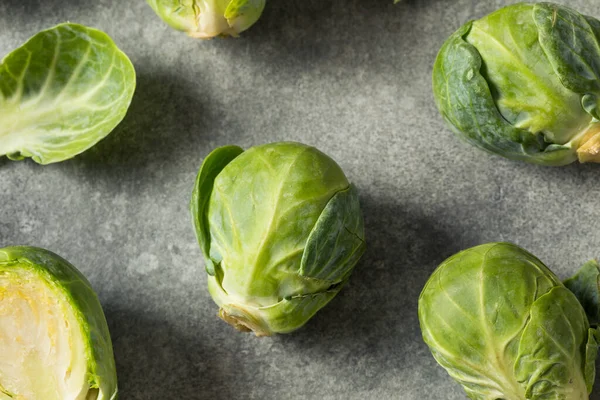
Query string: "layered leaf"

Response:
xmin=146 ymin=0 xmax=201 ymax=33
xmin=301 ymin=184 xmax=366 ymax=283
xmin=432 ymin=2 xmax=600 ymax=165
xmin=534 ymin=3 xmax=600 ymax=96
xmin=433 ymin=21 xmax=576 ymax=166
xmin=515 ymin=286 xmax=588 ymax=398
xmin=0 ymin=246 xmax=117 ymax=400
xmin=206 ymin=142 xmax=349 ymax=303
xmin=0 ymin=23 xmax=136 ymax=164
xmin=190 ymin=145 xmax=244 ymax=275
xmin=147 ymin=0 xmax=265 ymax=38
xmin=196 ymin=142 xmax=365 ymax=335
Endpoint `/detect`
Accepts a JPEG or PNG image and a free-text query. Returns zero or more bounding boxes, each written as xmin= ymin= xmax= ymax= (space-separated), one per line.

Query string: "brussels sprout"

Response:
xmin=191 ymin=142 xmax=366 ymax=336
xmin=419 ymin=243 xmax=600 ymax=399
xmin=0 ymin=246 xmax=117 ymax=399
xmin=146 ymin=0 xmax=266 ymax=39
xmin=433 ymin=3 xmax=600 ymax=166
xmin=0 ymin=23 xmax=136 ymax=164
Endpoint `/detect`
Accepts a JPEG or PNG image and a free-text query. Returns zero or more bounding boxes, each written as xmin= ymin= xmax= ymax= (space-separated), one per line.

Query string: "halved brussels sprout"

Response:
xmin=433 ymin=3 xmax=600 ymax=165
xmin=0 ymin=246 xmax=117 ymax=400
xmin=191 ymin=142 xmax=366 ymax=336
xmin=146 ymin=0 xmax=266 ymax=39
xmin=0 ymin=23 xmax=136 ymax=164
xmin=419 ymin=242 xmax=599 ymax=399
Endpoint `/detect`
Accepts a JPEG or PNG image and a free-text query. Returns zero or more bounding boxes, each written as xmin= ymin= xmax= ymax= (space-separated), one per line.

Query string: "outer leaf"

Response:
xmin=0 ymin=246 xmax=117 ymax=400
xmin=209 ymin=283 xmax=342 ymax=335
xmin=300 ymin=184 xmax=366 ymax=283
xmin=515 ymin=286 xmax=589 ymax=398
xmin=146 ymin=0 xmax=201 ymax=33
xmin=564 ymin=260 xmax=600 ymax=326
xmin=224 ymin=0 xmax=266 ymax=34
xmin=432 ymin=21 xmax=576 ymax=166
xmin=0 ymin=23 xmax=136 ymax=164
xmin=534 ymin=3 xmax=600 ymax=95
xmin=190 ymin=145 xmax=244 ymax=275
xmin=585 ymin=328 xmax=599 ymax=393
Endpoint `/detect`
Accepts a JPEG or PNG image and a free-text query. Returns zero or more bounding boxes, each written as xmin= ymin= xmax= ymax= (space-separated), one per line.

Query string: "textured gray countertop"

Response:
xmin=1 ymin=0 xmax=600 ymax=399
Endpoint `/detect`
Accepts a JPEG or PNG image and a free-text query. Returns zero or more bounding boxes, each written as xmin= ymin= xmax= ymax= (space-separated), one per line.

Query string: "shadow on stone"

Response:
xmin=105 ymin=306 xmax=234 ymax=400
xmin=271 ymin=196 xmax=470 ymax=391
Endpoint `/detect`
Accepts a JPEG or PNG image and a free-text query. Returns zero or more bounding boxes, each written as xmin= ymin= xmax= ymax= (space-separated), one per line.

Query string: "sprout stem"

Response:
xmin=577 ymin=123 xmax=600 ymax=163
xmin=218 ymin=305 xmax=271 ymax=337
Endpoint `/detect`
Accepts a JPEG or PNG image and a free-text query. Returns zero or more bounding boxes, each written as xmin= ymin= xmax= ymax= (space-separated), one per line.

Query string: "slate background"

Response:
xmin=1 ymin=0 xmax=599 ymax=399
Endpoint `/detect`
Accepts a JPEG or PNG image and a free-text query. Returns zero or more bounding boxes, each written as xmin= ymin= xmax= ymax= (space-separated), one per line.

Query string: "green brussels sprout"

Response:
xmin=191 ymin=142 xmax=366 ymax=336
xmin=146 ymin=0 xmax=266 ymax=39
xmin=419 ymin=242 xmax=600 ymax=399
xmin=0 ymin=246 xmax=117 ymax=400
xmin=433 ymin=3 xmax=600 ymax=166
xmin=0 ymin=23 xmax=136 ymax=164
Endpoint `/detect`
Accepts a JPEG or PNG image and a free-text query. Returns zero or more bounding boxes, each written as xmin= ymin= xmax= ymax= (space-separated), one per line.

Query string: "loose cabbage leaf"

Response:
xmin=0 ymin=23 xmax=136 ymax=164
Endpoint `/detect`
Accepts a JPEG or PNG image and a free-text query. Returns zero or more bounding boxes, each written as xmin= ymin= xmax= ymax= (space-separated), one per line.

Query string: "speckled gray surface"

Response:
xmin=1 ymin=0 xmax=600 ymax=399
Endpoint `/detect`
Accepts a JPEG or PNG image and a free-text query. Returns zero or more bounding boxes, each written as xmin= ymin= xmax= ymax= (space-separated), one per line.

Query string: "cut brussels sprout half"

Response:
xmin=419 ymin=243 xmax=600 ymax=399
xmin=433 ymin=3 xmax=600 ymax=165
xmin=191 ymin=142 xmax=366 ymax=336
xmin=0 ymin=23 xmax=136 ymax=164
xmin=0 ymin=246 xmax=117 ymax=400
xmin=146 ymin=0 xmax=266 ymax=38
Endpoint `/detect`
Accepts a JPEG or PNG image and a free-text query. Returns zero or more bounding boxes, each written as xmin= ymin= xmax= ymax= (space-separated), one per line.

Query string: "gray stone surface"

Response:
xmin=1 ymin=0 xmax=600 ymax=399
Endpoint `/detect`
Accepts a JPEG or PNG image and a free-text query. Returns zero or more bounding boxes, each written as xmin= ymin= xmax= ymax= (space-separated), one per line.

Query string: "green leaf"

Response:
xmin=213 ymin=287 xmax=343 ymax=336
xmin=585 ymin=328 xmax=599 ymax=393
xmin=190 ymin=145 xmax=244 ymax=275
xmin=301 ymin=184 xmax=366 ymax=283
xmin=515 ymin=286 xmax=589 ymax=398
xmin=146 ymin=0 xmax=200 ymax=33
xmin=0 ymin=23 xmax=136 ymax=164
xmin=256 ymin=289 xmax=342 ymax=334
xmin=534 ymin=3 xmax=600 ymax=95
xmin=224 ymin=0 xmax=266 ymax=35
xmin=224 ymin=0 xmax=251 ymax=20
xmin=432 ymin=21 xmax=576 ymax=166
xmin=564 ymin=259 xmax=600 ymax=326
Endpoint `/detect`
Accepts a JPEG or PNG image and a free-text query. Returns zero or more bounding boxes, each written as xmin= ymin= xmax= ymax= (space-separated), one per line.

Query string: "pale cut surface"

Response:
xmin=0 ymin=266 xmax=90 ymax=400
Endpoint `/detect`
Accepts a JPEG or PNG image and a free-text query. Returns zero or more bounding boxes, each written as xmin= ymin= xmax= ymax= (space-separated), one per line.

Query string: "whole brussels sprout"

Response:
xmin=146 ymin=0 xmax=266 ymax=39
xmin=433 ymin=3 xmax=600 ymax=165
xmin=0 ymin=246 xmax=117 ymax=400
xmin=419 ymin=243 xmax=599 ymax=399
xmin=191 ymin=142 xmax=366 ymax=336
